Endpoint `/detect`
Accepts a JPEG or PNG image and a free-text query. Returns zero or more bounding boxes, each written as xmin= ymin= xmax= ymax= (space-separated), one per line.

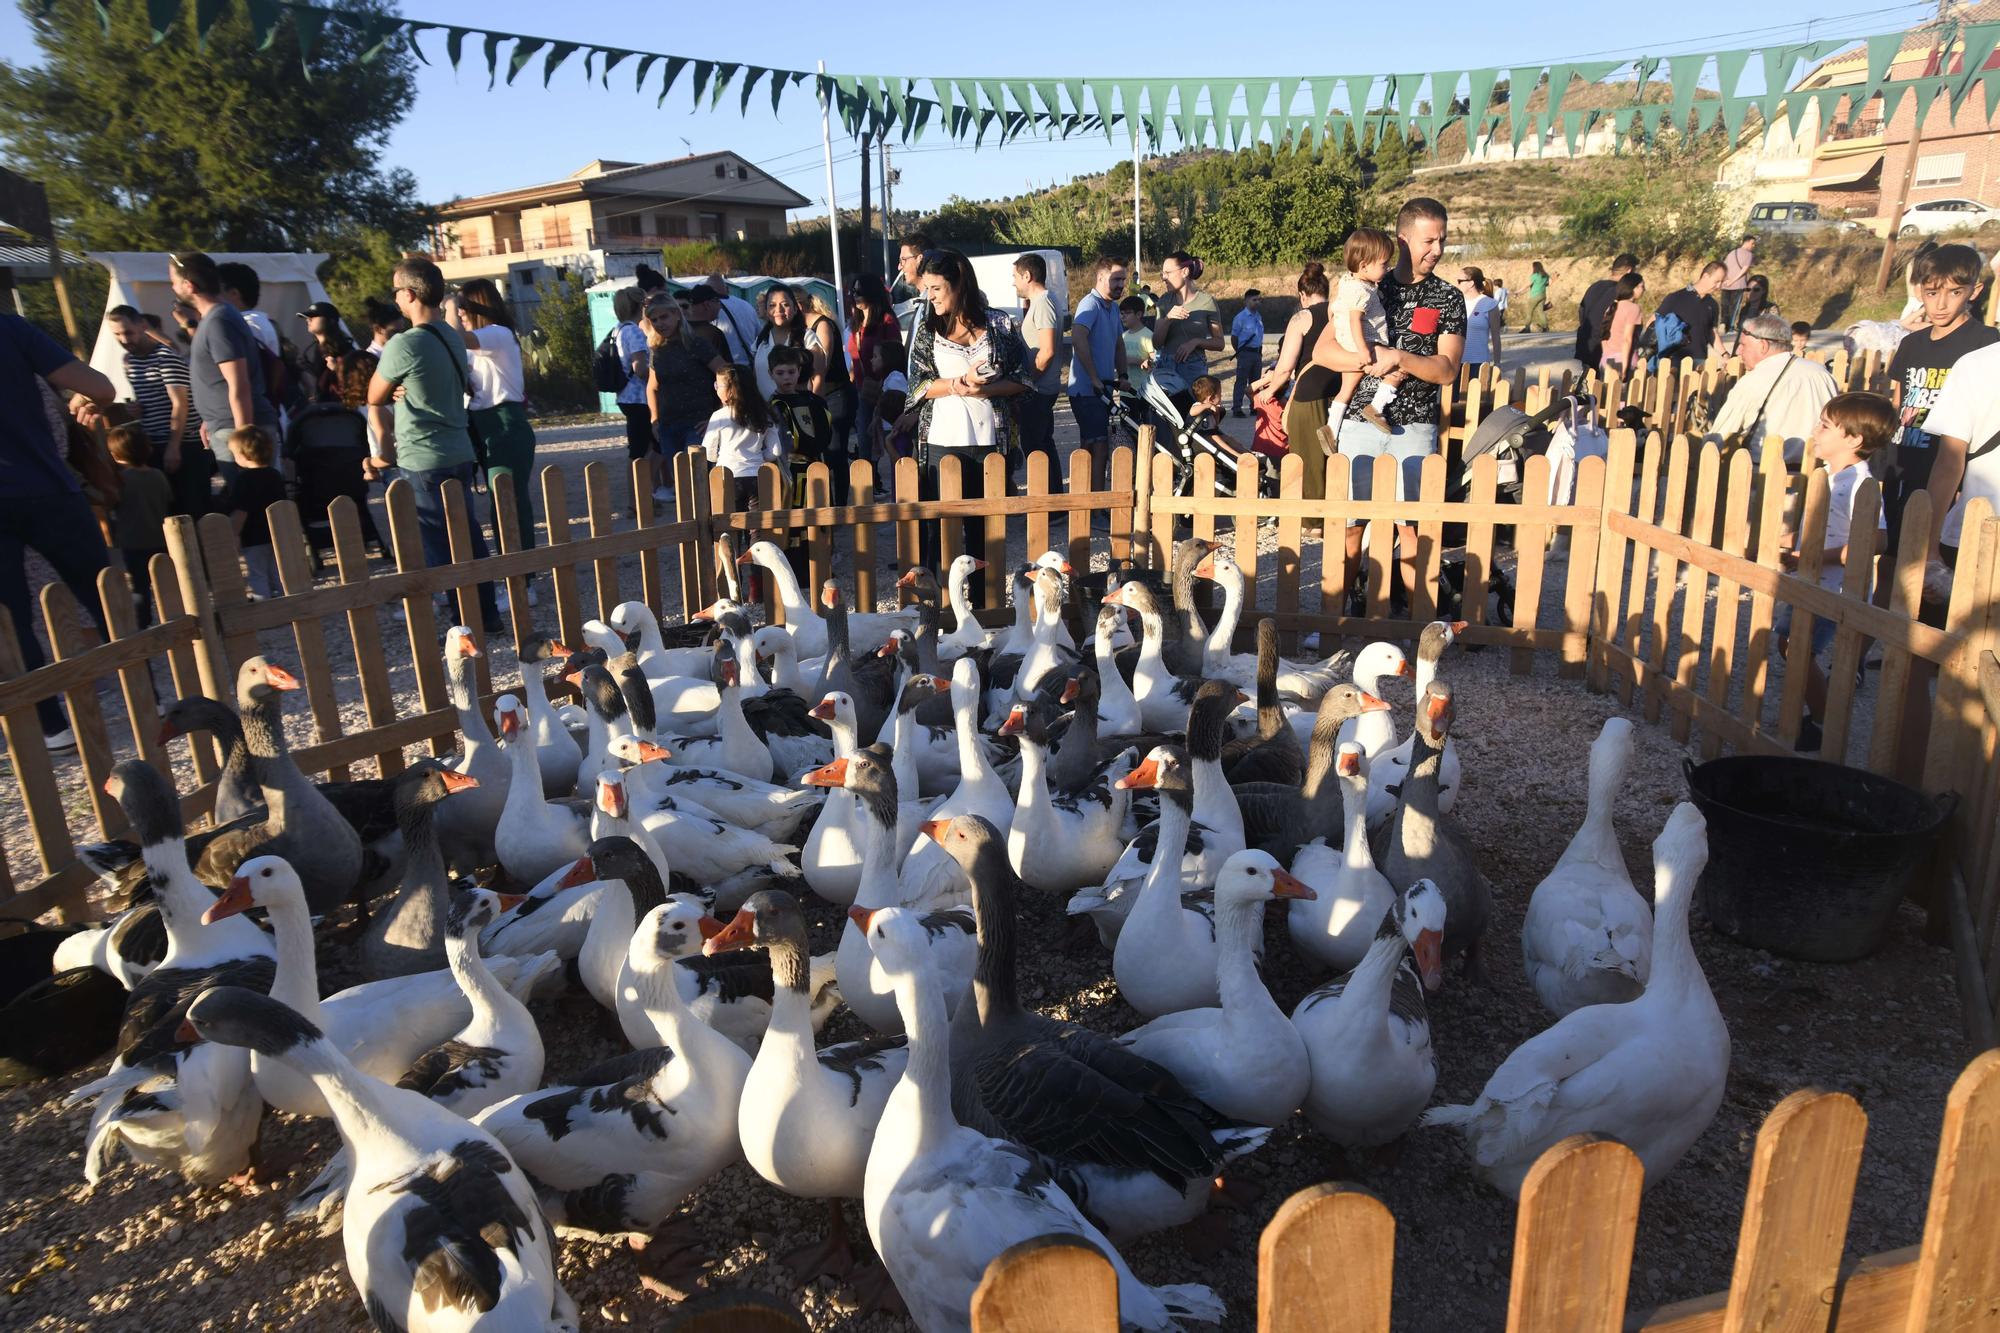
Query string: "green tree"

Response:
xmin=1188 ymin=159 xmax=1360 ymax=267
xmin=0 ymin=0 xmax=431 ymax=316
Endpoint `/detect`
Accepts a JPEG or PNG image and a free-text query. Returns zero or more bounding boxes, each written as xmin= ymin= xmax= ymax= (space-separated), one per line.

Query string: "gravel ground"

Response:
xmin=0 ymin=412 xmax=1975 ymax=1331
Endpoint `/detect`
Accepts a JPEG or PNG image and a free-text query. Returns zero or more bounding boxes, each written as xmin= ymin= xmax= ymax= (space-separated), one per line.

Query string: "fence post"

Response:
xmin=582 ymin=461 xmax=622 ymax=629
xmin=1511 ymin=455 xmax=1550 ymax=674
xmin=0 ymin=606 xmax=76 ymax=882
xmin=850 ymin=458 xmax=877 ymax=613
xmin=542 ymin=466 xmax=585 ymax=653
xmin=1274 ymin=453 xmax=1304 ymax=656
xmin=1902 ymin=1050 xmax=2000 ymax=1329
xmin=1259 ymin=1183 xmax=1393 ymax=1333
xmin=1132 ymin=425 xmax=1157 ymax=568
xmin=971 ymin=1235 xmax=1118 ymax=1333
xmin=328 ymin=498 xmax=403 ymax=778
xmin=495 ymin=470 xmax=540 ymax=651
xmin=1718 ymin=1089 xmax=1866 ymax=1333
xmin=268 ymin=500 xmax=350 ymax=782
xmin=384 ymin=480 xmax=452 ymax=758
xmin=1505 ymin=1135 xmax=1643 ymax=1333
xmin=96 ymin=565 xmax=163 ymax=775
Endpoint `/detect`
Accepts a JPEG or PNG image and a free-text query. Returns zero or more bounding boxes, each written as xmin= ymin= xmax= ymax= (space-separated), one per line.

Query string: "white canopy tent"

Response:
xmin=85 ymin=251 xmax=333 ymax=400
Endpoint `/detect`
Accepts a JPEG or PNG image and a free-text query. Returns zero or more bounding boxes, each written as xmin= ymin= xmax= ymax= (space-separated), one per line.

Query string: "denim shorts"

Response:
xmin=655 ymin=419 xmax=703 ymax=458
xmin=1336 ymin=417 xmax=1437 ymax=526
xmin=1068 ymin=391 xmax=1111 ymax=443
xmin=1774 ymin=602 xmax=1837 ymax=658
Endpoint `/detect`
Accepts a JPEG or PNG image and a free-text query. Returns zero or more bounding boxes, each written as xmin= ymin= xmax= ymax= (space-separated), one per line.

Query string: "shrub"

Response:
xmin=519 ymin=269 xmax=596 ymax=414
xmin=1558 ymin=143 xmax=1728 ymax=262
xmin=1188 ymin=161 xmax=1361 ymax=267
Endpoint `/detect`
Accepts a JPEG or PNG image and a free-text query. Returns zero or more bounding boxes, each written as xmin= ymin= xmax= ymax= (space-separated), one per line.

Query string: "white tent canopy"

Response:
xmin=86 ymin=250 xmax=333 ymax=400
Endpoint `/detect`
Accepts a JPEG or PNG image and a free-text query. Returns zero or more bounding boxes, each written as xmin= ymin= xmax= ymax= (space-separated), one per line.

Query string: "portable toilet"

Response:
xmin=587 ymin=276 xmax=630 ymax=415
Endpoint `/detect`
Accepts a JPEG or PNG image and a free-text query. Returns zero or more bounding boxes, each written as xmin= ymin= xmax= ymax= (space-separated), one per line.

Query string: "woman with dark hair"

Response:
xmin=1730 ymin=273 xmax=1775 ymax=354
xmin=1255 ymin=261 xmax=1335 ymax=504
xmin=1520 ymin=260 xmax=1551 ymax=333
xmin=908 ymin=248 xmax=1029 ymax=595
xmin=1598 ymin=272 xmax=1647 ymax=374
xmin=1456 ymin=266 xmax=1501 ymax=371
xmin=450 ymin=277 xmax=539 ymax=553
xmin=848 ymin=271 xmax=901 ymax=421
xmin=753 ymin=285 xmax=821 ymax=399
xmin=1152 ymin=250 xmax=1224 ymax=417
xmin=803 ymin=286 xmax=854 ymax=500
xmin=284 ymin=348 xmax=385 ymax=557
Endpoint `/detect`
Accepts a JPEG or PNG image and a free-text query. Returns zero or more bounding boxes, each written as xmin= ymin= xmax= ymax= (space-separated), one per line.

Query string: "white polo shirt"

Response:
xmin=1914 ymin=338 xmax=2000 ymax=547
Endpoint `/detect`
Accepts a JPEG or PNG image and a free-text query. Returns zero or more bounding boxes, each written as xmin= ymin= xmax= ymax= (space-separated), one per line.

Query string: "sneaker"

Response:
xmin=1793 ymin=716 xmax=1823 ymax=753
xmin=43 ymin=727 xmax=75 ymax=753
xmin=1231 ymin=407 xmax=1246 ymax=419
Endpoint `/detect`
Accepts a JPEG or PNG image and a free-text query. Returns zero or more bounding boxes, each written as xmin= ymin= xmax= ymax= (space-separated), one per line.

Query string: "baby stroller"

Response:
xmin=1450 ymin=390 xmax=1596 ymax=548
xmin=285 ymin=403 xmax=381 ymax=566
xmin=1109 ymin=377 xmax=1274 ymax=498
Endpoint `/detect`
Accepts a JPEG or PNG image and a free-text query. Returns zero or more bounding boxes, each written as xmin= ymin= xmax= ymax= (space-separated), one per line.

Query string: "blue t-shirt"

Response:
xmin=1068 ymin=290 xmax=1121 ymax=393
xmin=0 ymin=314 xmax=80 ymax=499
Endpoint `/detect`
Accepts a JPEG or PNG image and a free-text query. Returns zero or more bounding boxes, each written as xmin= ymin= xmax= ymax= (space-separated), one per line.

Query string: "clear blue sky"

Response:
xmin=0 ymin=0 xmax=1936 ymax=217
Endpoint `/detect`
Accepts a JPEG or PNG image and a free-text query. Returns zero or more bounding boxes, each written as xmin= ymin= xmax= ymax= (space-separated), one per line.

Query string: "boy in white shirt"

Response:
xmin=1776 ymin=391 xmax=1895 ymax=751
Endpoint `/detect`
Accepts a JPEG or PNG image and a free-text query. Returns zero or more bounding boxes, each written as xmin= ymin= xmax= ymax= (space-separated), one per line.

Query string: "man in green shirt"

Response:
xmin=366 ymin=256 xmax=500 ymax=630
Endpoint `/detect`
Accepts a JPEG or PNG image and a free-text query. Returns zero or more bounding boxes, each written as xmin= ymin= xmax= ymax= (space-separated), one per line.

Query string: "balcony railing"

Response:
xmin=431 ymin=224 xmax=739 ymax=263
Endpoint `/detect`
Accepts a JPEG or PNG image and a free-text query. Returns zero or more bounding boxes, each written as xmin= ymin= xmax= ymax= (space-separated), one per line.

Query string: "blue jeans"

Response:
xmin=655 ymin=419 xmax=703 ymax=460
xmin=403 ymin=460 xmax=500 ymax=626
xmin=1068 ymin=390 xmax=1111 ymax=444
xmin=1232 ymin=347 xmax=1261 ymax=411
xmin=1337 ymin=417 xmax=1437 ymax=526
xmin=1775 ymin=602 xmax=1837 ymax=657
xmin=0 ymin=488 xmax=109 ymax=732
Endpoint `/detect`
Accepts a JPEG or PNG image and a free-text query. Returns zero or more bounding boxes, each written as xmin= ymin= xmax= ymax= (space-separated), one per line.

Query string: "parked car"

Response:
xmin=1897 ymin=198 xmax=2000 ymax=236
xmin=1745 ymin=201 xmax=1859 ymax=236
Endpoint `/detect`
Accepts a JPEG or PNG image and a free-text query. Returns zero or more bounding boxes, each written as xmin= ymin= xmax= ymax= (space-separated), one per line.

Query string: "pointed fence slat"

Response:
xmin=384 ymin=480 xmax=451 ymax=758
xmin=328 ymin=499 xmax=401 ymax=778
xmin=1512 ymin=455 xmax=1552 ymax=675
xmin=0 ymin=606 xmax=75 ymax=880
xmin=97 ymin=565 xmax=163 ymax=775
xmin=1901 ymin=1050 xmax=2000 ymax=1331
xmin=1506 ymin=1135 xmax=1644 ymax=1333
xmin=1718 ymin=1089 xmax=1866 ymax=1333
xmin=267 ymin=500 xmax=349 ymax=781
xmin=542 ymin=466 xmax=585 ymax=652
xmin=1699 ymin=453 xmax=1756 ymax=762
xmin=1869 ymin=492 xmax=1930 ymax=781
xmin=1644 ymin=436 xmax=1692 ymax=727
xmin=1671 ymin=444 xmax=1722 ymax=741
xmin=972 ymin=1236 xmax=1118 ymax=1333
xmin=42 ymin=582 xmax=118 ymax=839
xmin=1274 ymin=454 xmax=1304 ymax=656
xmin=850 ymin=459 xmax=878 ymax=611
xmin=1259 ymin=1183 xmax=1393 ymax=1333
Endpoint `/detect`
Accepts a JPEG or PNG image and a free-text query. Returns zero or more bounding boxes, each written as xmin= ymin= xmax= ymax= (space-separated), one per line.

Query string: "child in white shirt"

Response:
xmin=704 ymin=364 xmax=788 ymax=507
xmin=1329 ymin=227 xmax=1402 ymax=435
xmin=1776 ymin=391 xmax=1896 ymax=750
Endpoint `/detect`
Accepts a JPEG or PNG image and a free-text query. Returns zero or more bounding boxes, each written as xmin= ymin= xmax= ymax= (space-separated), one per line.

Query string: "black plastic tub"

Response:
xmin=1684 ymin=755 xmax=1956 ymax=962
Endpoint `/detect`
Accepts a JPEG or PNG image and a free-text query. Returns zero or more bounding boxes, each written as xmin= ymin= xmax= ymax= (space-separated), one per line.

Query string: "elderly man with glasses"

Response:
xmin=1706 ymin=312 xmax=1840 ymax=467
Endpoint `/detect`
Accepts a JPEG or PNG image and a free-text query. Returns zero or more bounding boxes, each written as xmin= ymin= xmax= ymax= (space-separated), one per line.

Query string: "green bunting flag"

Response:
xmin=1954 ymin=22 xmax=2000 ymax=112
xmin=480 ymin=31 xmax=501 ymax=88
xmin=1856 ymin=32 xmax=1905 ymax=113
xmin=541 ymin=41 xmax=577 ymax=87
xmin=1667 ymin=52 xmax=1705 ymax=134
xmin=504 ymin=37 xmax=544 ymax=86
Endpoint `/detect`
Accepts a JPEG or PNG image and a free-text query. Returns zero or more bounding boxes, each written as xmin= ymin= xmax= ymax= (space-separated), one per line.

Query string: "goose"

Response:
xmin=801 ymin=691 xmax=869 ymax=907
xmin=630 ymin=770 xmax=805 ymax=888
xmin=991 ymin=550 xmax=1075 ymax=659
xmin=434 ymin=628 xmax=512 ymax=870
xmin=554 ymin=835 xmax=671 ymax=1011
xmin=855 ymin=901 xmax=1227 ymax=1331
xmin=1234 ymin=684 xmax=1390 ymax=861
xmin=69 ymin=761 xmax=275 ymax=1187
xmin=589 ymin=769 xmax=673 ymax=887
xmin=1221 ymin=619 xmax=1306 ymax=785
xmin=1040 ymin=671 xmax=1139 ymax=797
xmin=1292 ymin=879 xmax=1448 ymax=1148
xmin=659 ymin=646 xmax=777 ymax=782
xmin=884 ymin=667 xmax=984 ymax=799
xmin=516 ymin=637 xmax=585 ymax=797
xmin=156 ymin=694 xmax=257 ymax=825
xmin=564 ymin=660 xmax=632 ymax=798
xmin=1066 ymin=680 xmax=1248 ymax=947
xmin=739 ymin=538 xmax=915 ymax=657
xmin=360 ymin=764 xmax=480 ymax=980
xmin=1331 ymin=639 xmax=1409 ymax=761
xmin=1090 ymin=602 xmax=1146 ymax=738
xmin=54 ymin=901 xmax=167 ymax=991
xmin=609 ymin=620 xmax=723 ymax=740
xmin=1117 ymin=850 xmax=1315 ymax=1127
xmin=753 ymin=624 xmax=815 ymax=695
xmin=1521 ymin=718 xmax=1652 ymax=1018
xmin=715 ymin=612 xmax=836 ymax=774
xmin=1111 ymin=746 xmax=1239 ymax=1019
xmin=1010 ymin=567 xmax=1079 ymax=708
xmin=934 ymin=554 xmax=995 ymax=659
xmin=1164 ymin=538 xmax=1217 ymax=676
xmin=606 ymin=736 xmax=819 ymax=839
xmin=0 ymin=947 xmax=125 ymax=1088
xmin=809 ymin=586 xmax=893 ymax=745
xmin=479 ymin=897 xmax=750 ymax=1260
xmin=1287 ymin=743 xmax=1394 ymax=973
xmin=1367 ymin=620 xmax=1467 ymax=825
xmin=1424 ymin=804 xmax=1730 ymax=1198
xmin=927 ymin=814 xmax=1267 ymax=1244
xmin=1374 ymin=681 xmax=1492 ymax=980
xmin=392 ymin=887 xmax=545 ymax=1118
xmin=810 ymin=749 xmax=976 ymax=1035
xmin=1195 ymin=548 xmax=1346 ymax=701
xmin=705 ymin=890 xmax=909 ymax=1285
xmin=1000 ymin=698 xmax=1135 ymax=893
xmin=608 ymin=598 xmax=714 ymax=680
xmin=182 ymin=987 xmax=578 ymax=1332
xmin=925 ymin=656 xmax=1016 ymax=841
xmin=493 ymin=695 xmax=593 ymax=888
xmin=1107 ymin=577 xmax=1203 ymax=734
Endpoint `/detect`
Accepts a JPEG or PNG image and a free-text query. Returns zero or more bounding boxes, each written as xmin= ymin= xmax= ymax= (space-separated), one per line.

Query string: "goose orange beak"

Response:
xmin=439 ymin=771 xmax=480 ymax=793
xmin=556 ymin=855 xmax=595 ymax=890
xmin=896 ymin=569 xmax=919 ymax=588
xmin=1060 ymin=677 xmax=1080 ymax=705
xmin=804 ymin=757 xmax=849 ymax=788
xmin=1337 ymin=751 xmax=1363 ymax=777
xmin=203 ymin=874 xmax=255 ymax=925
xmin=876 ymin=640 xmax=899 ymax=658
xmin=495 ymin=893 xmax=526 ymax=913
xmin=692 ymin=602 xmax=719 ymax=622
xmin=1193 ymin=552 xmax=1217 ymax=579
xmin=971 ymin=558 xmax=988 ymax=570
xmin=810 ymin=696 xmax=838 ymax=720
xmin=696 ymin=914 xmax=728 ymax=940
xmin=1359 ymin=692 xmax=1390 ymax=713
xmin=1116 ymin=756 xmax=1161 ymax=790
xmin=703 ymin=907 xmax=756 ymax=955
xmin=497 ymin=708 xmax=521 ymax=740
xmin=1414 ymin=928 xmax=1445 ymax=992
xmin=1450 ymin=620 xmax=1469 ymax=636
xmin=716 ymin=659 xmax=739 ymax=688
xmin=265 ymin=664 xmax=301 ymax=690
xmin=1393 ymin=658 xmax=1412 ymax=677
xmin=1271 ymin=868 xmax=1316 ymax=901
xmin=636 ymin=741 xmax=672 ymax=763
xmin=562 ymin=668 xmax=586 ymax=688
xmin=175 ymin=1017 xmax=200 ymax=1045
xmin=596 ymin=780 xmax=627 ymax=817
xmin=1233 ymin=689 xmax=1249 ymax=706
xmin=920 ymin=817 xmax=950 ymax=842
xmin=156 ymin=718 xmax=180 ymax=744
xmin=1424 ymin=692 xmax=1452 ymax=725
xmin=847 ymin=905 xmax=878 ymax=933
xmin=1055 ymin=558 xmax=1074 ymax=575
xmin=997 ymin=708 xmax=1027 ymax=737
xmin=546 ymin=641 xmax=575 ymax=659
xmin=736 ymin=548 xmax=756 ymax=565
xmin=454 ymin=637 xmax=481 ymax=659
xmin=1103 ymin=585 xmax=1126 ymax=606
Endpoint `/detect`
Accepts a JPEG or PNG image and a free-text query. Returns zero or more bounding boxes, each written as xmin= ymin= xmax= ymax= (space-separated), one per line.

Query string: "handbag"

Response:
xmin=1715 ymin=356 xmax=1791 ymax=451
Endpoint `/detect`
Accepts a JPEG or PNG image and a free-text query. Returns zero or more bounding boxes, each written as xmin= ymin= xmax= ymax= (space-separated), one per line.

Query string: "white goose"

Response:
xmin=1367 ymin=620 xmax=1466 ymax=826
xmin=801 ymin=691 xmax=868 ymax=907
xmin=392 ymin=887 xmax=545 ymax=1118
xmin=739 ymin=538 xmax=916 ymax=657
xmin=811 ymin=748 xmax=977 ymax=1035
xmin=1117 ymin=850 xmax=1315 ymax=1127
xmin=516 ymin=637 xmax=584 ymax=797
xmin=492 ymin=694 xmax=593 ymax=888
xmin=606 ymin=735 xmax=819 ymax=840
xmin=1001 ymin=699 xmax=1135 ymax=893
xmin=660 ymin=647 xmax=776 ymax=782
xmin=1287 ymin=743 xmax=1394 ymax=973
xmin=935 ymin=554 xmax=996 ymax=660
xmin=1522 ymin=717 xmax=1652 ymax=1018
xmin=1091 ymin=602 xmax=1146 ymax=738
xmin=707 ymin=890 xmax=910 ymax=1284
xmin=1108 ymin=577 xmax=1203 ymax=734
xmin=1195 ymin=547 xmax=1344 ymax=701
xmin=926 ymin=655 xmax=1017 ymax=842
xmin=182 ymin=987 xmax=578 ymax=1332
xmin=1333 ymin=639 xmax=1409 ymax=759
xmin=608 ymin=599 xmax=714 ymax=680
xmin=857 ymin=905 xmax=1224 ymax=1333
xmin=1293 ymin=879 xmax=1448 ymax=1148
xmin=565 ymin=661 xmax=636 ymax=798
xmin=1111 ymin=746 xmax=1234 ymax=1019
xmin=475 ymin=903 xmax=747 ymax=1259
xmin=1424 ymin=804 xmax=1730 ymax=1198
xmin=434 ymin=626 xmax=510 ymax=868
xmin=1011 ymin=567 xmax=1079 ymax=707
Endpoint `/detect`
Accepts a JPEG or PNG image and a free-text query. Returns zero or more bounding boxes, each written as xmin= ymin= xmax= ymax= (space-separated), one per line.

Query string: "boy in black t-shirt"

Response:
xmin=1884 ymin=243 xmax=1997 ymax=557
xmin=769 ymin=344 xmax=839 ymax=499
xmin=223 ymin=424 xmax=287 ymax=599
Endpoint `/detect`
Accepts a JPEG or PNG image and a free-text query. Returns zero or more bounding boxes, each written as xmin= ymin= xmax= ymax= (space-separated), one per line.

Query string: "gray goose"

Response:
xmin=1221 ymin=618 xmax=1306 ymax=786
xmin=1233 ymin=684 xmax=1391 ymax=860
xmin=1373 ymin=680 xmax=1492 ymax=979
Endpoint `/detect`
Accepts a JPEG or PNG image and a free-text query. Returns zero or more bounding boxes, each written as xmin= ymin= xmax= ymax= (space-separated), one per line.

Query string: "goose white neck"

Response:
xmin=853 ymin=793 xmax=902 ymax=910
xmin=770 ymin=647 xmax=810 ymax=696
xmin=1413 ymin=651 xmax=1439 ymax=699
xmin=953 ymin=682 xmax=994 ymax=777
xmin=1644 ymin=852 xmax=1701 ymax=1002
xmin=757 ymin=550 xmax=814 ymax=624
xmin=287 ymin=1038 xmax=398 ymax=1141
xmin=1213 ymin=892 xmax=1282 ymax=1021
xmin=445 ymin=932 xmax=512 ymax=1044
xmin=447 ymin=659 xmax=489 ymax=741
xmin=264 ymin=894 xmax=327 ymax=1026
xmin=1568 ymin=738 xmax=1629 ymax=869
xmin=1336 ymin=927 xmax=1407 ymax=1017
xmin=888 ymin=961 xmax=957 ymax=1157
xmin=519 ymin=661 xmax=553 ymax=717
xmin=1134 ymin=794 xmax=1193 ymax=921
xmin=826 ymin=708 xmax=859 ymax=758
xmin=1203 ymin=563 xmax=1246 ymax=665
xmin=948 ymin=565 xmax=979 ymax=635
xmin=1341 ymin=776 xmax=1375 ymax=871
xmin=148 ymin=842 xmax=217 ymax=943
xmin=716 ymin=679 xmax=759 ymax=750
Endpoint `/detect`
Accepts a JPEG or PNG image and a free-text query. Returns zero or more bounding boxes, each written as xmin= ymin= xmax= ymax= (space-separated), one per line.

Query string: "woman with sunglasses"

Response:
xmin=645 ymin=295 xmax=729 ymax=501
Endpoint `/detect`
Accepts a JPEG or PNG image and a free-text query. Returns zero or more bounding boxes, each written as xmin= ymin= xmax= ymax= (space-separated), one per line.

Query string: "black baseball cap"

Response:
xmin=681 ymin=284 xmax=724 ymax=304
xmin=299 ymin=301 xmax=340 ymax=321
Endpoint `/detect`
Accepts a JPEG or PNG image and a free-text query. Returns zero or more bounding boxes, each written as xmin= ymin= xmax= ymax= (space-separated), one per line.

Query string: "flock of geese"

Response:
xmin=15 ymin=535 xmax=1734 ymax=1332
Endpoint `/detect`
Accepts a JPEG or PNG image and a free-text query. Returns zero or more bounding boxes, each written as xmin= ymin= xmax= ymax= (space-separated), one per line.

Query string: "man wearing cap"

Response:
xmin=169 ymin=249 xmax=278 ymax=480
xmin=296 ymin=301 xmax=352 ymax=402
xmin=1706 ymin=312 xmax=1839 ymax=467
xmin=703 ymin=270 xmax=759 ymax=367
xmin=679 ymin=285 xmax=736 ymax=365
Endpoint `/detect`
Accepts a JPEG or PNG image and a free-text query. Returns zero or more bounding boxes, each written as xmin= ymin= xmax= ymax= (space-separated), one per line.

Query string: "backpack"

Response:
xmin=592 ymin=323 xmax=631 ymax=393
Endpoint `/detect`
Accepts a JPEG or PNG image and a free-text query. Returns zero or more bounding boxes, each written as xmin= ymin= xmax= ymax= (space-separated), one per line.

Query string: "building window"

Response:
xmin=663 ymin=214 xmax=689 ymax=238
xmin=542 ymin=220 xmax=571 ymax=249
xmin=715 ymin=162 xmax=727 ymax=178
xmin=608 ymin=214 xmax=642 ymax=237
xmin=1916 ymin=152 xmax=1966 ymax=187
xmin=744 ymin=218 xmax=771 ymax=238
xmin=700 ymin=212 xmax=725 ymax=240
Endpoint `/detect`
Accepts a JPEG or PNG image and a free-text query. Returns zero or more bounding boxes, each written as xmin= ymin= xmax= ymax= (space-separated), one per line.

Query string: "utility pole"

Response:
xmin=1132 ymin=120 xmax=1144 ymax=285
xmin=881 ymin=140 xmax=896 ymax=277
xmin=858 ymin=129 xmax=874 ymax=275
xmin=1875 ymin=5 xmax=1954 ymax=292
xmin=817 ymin=60 xmax=845 ymax=331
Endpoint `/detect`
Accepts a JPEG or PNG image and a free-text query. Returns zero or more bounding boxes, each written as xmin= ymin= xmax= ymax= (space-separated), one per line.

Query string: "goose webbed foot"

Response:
xmin=630 ymin=1219 xmax=707 ymax=1298
xmin=780 ymin=1199 xmax=858 ymax=1281
xmin=846 ymin=1256 xmax=907 ymax=1317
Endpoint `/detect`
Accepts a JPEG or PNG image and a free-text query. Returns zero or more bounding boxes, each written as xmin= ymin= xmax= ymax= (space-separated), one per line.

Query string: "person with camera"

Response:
xmin=907 ymin=249 xmax=1029 ymax=603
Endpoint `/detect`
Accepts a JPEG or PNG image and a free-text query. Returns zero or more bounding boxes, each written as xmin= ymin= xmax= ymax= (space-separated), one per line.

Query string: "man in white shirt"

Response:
xmin=1914 ymin=335 xmax=2000 ymax=562
xmin=704 ymin=270 xmax=760 ymax=367
xmin=1706 ymin=313 xmax=1837 ymax=466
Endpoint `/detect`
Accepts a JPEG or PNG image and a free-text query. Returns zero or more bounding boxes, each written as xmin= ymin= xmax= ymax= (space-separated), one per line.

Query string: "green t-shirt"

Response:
xmin=377 ymin=322 xmax=475 ymax=472
xmin=1158 ymin=290 xmax=1220 ymax=364
xmin=1527 ymin=272 xmax=1549 ymax=299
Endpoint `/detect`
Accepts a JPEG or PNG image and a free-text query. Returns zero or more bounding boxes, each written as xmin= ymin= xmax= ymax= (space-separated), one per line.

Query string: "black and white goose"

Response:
xmin=359 ymin=764 xmax=481 ymax=980
xmin=1107 ymin=577 xmax=1205 ymax=734
xmin=1000 ymin=697 xmax=1136 ymax=893
xmin=181 ymin=986 xmax=578 ymax=1332
xmin=394 ymin=888 xmax=545 ymax=1118
xmin=1233 ymin=683 xmax=1390 ymax=860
